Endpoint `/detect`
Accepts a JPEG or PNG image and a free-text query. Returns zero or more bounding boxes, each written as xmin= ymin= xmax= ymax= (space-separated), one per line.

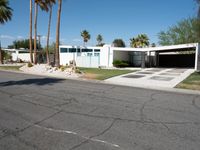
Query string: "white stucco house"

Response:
xmin=2 ymin=48 xmax=31 ymax=62
xmin=59 ymin=43 xmax=200 ymax=71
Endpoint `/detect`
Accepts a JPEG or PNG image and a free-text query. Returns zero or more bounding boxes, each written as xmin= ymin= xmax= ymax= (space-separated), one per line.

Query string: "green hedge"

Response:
xmin=113 ymin=60 xmax=129 ymax=68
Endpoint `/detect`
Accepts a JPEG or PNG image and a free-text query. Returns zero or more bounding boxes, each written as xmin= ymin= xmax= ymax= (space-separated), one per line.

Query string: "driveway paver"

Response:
xmin=105 ymin=68 xmax=194 ymax=88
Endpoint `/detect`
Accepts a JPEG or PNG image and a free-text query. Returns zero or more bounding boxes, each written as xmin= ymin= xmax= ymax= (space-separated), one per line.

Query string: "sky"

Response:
xmin=0 ymin=0 xmax=198 ymax=48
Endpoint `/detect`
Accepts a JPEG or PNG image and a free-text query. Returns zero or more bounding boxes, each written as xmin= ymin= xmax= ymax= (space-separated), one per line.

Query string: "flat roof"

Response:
xmin=112 ymin=43 xmax=198 ymax=52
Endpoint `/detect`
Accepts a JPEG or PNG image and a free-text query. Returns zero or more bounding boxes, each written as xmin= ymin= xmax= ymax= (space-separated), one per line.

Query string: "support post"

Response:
xmin=155 ymin=51 xmax=159 ymax=67
xmin=141 ymin=52 xmax=145 ymax=68
xmin=195 ymin=43 xmax=200 ymax=71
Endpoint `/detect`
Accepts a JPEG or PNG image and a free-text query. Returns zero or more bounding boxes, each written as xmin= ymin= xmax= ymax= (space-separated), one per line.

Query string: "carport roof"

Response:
xmin=111 ymin=43 xmax=198 ymax=52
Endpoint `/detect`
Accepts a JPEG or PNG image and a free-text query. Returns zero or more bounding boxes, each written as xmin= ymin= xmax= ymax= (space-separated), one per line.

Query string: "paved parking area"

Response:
xmin=105 ymin=68 xmax=195 ymax=88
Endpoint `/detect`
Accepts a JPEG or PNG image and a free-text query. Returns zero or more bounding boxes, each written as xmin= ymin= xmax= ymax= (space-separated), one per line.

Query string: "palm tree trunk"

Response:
xmin=55 ymin=0 xmax=62 ymax=67
xmin=29 ymin=0 xmax=33 ymax=63
xmin=34 ymin=2 xmax=38 ymax=64
xmin=0 ymin=41 xmax=2 ymax=64
xmin=46 ymin=4 xmax=52 ymax=65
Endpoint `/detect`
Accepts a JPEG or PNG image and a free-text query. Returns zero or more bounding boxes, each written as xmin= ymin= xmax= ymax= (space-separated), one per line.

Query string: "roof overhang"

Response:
xmin=111 ymin=43 xmax=198 ymax=52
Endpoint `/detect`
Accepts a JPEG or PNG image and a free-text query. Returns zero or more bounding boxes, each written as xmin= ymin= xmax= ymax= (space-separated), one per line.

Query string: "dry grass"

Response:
xmin=176 ymin=72 xmax=200 ymax=90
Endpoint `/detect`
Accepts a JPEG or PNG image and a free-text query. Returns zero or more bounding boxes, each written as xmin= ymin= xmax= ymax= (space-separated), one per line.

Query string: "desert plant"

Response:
xmin=27 ymin=62 xmax=33 ymax=67
xmin=75 ymin=68 xmax=82 ymax=74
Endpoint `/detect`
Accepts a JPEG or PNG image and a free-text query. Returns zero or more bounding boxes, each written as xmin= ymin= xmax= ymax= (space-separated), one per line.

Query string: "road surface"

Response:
xmin=0 ymin=70 xmax=200 ymax=150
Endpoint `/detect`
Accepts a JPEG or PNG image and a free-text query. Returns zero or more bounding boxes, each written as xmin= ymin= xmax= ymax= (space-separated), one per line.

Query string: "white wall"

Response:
xmin=76 ymin=56 xmax=99 ymax=68
xmin=60 ymin=53 xmax=76 ymax=65
xmin=12 ymin=52 xmax=32 ymax=62
xmin=99 ymin=45 xmax=110 ymax=67
xmin=195 ymin=43 xmax=200 ymax=71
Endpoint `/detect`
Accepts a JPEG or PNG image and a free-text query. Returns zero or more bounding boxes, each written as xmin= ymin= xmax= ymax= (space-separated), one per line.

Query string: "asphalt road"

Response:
xmin=0 ymin=70 xmax=200 ymax=150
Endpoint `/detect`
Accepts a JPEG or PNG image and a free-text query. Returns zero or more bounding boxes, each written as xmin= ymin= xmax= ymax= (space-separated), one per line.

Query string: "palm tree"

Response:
xmin=33 ymin=0 xmax=48 ymax=64
xmin=0 ymin=0 xmax=13 ymax=64
xmin=130 ymin=37 xmax=140 ymax=48
xmin=0 ymin=0 xmax=12 ymax=24
xmin=45 ymin=0 xmax=56 ymax=65
xmin=138 ymin=34 xmax=149 ymax=47
xmin=81 ymin=30 xmax=91 ymax=46
xmin=196 ymin=0 xmax=200 ymax=18
xmin=55 ymin=0 xmax=62 ymax=67
xmin=130 ymin=34 xmax=149 ymax=48
xmin=96 ymin=34 xmax=103 ymax=46
xmin=29 ymin=0 xmax=33 ymax=63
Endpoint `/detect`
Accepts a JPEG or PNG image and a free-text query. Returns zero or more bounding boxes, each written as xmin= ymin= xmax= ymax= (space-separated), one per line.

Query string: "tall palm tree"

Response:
xmin=33 ymin=0 xmax=48 ymax=64
xmin=55 ymin=0 xmax=62 ymax=67
xmin=0 ymin=0 xmax=13 ymax=64
xmin=45 ymin=0 xmax=56 ymax=65
xmin=196 ymin=0 xmax=200 ymax=18
xmin=81 ymin=30 xmax=91 ymax=46
xmin=29 ymin=0 xmax=33 ymax=63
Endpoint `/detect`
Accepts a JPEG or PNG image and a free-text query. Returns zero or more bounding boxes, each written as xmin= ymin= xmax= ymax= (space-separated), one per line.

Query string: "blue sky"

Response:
xmin=0 ymin=0 xmax=198 ymax=47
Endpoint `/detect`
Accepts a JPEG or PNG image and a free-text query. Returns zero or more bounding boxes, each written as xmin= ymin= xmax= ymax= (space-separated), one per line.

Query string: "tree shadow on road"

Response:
xmin=0 ymin=78 xmax=65 ymax=86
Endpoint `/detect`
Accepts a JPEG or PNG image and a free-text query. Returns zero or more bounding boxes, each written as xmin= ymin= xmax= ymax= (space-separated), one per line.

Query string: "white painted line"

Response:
xmin=34 ymin=124 xmax=121 ymax=148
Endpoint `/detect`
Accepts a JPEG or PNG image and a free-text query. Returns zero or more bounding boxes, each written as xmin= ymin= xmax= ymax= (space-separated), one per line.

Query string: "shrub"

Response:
xmin=113 ymin=60 xmax=129 ymax=68
xmin=75 ymin=68 xmax=82 ymax=74
xmin=60 ymin=66 xmax=65 ymax=72
xmin=27 ymin=62 xmax=33 ymax=67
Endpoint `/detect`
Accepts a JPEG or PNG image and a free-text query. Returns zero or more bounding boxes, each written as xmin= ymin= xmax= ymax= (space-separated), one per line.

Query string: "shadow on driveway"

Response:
xmin=0 ymin=78 xmax=65 ymax=86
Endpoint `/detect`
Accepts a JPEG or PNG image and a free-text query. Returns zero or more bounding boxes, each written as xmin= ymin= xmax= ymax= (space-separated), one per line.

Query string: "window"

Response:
xmin=69 ymin=48 xmax=76 ymax=53
xmin=60 ymin=48 xmax=68 ymax=53
xmin=19 ymin=51 xmax=29 ymax=53
xmin=94 ymin=49 xmax=100 ymax=52
xmin=87 ymin=53 xmax=92 ymax=56
xmin=77 ymin=48 xmax=81 ymax=52
xmin=94 ymin=53 xmax=100 ymax=56
xmin=82 ymin=49 xmax=92 ymax=52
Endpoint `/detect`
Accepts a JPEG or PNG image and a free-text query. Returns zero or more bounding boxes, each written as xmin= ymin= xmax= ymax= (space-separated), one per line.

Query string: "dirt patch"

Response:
xmin=82 ymin=73 xmax=99 ymax=79
xmin=176 ymin=83 xmax=200 ymax=91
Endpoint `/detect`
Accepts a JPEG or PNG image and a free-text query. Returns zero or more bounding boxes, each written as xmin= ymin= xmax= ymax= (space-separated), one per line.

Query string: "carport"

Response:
xmin=147 ymin=43 xmax=200 ymax=70
xmin=111 ymin=43 xmax=200 ymax=71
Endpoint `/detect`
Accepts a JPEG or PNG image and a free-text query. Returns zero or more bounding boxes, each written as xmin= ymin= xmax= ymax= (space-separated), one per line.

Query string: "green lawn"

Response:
xmin=176 ymin=72 xmax=200 ymax=90
xmin=79 ymin=67 xmax=135 ymax=80
xmin=0 ymin=65 xmax=22 ymax=71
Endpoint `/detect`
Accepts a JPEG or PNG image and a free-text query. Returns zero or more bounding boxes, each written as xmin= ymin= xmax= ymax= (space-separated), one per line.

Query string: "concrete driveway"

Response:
xmin=105 ymin=68 xmax=194 ymax=88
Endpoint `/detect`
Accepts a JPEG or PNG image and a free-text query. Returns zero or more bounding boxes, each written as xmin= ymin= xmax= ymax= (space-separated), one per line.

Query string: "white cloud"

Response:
xmin=72 ymin=38 xmax=82 ymax=42
xmin=41 ymin=35 xmax=53 ymax=41
xmin=60 ymin=38 xmax=66 ymax=42
xmin=17 ymin=35 xmax=24 ymax=39
xmin=0 ymin=35 xmax=15 ymax=40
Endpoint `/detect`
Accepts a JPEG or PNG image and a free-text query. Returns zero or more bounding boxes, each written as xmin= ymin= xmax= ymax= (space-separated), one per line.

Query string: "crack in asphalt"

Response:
xmin=2 ymin=89 xmax=199 ymax=126
xmin=1 ymin=83 xmax=200 ymax=149
xmin=0 ymin=110 xmax=62 ymax=141
xmin=34 ymin=120 xmax=121 ymax=149
xmin=139 ymin=92 xmax=161 ymax=121
xmin=68 ymin=119 xmax=121 ymax=150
